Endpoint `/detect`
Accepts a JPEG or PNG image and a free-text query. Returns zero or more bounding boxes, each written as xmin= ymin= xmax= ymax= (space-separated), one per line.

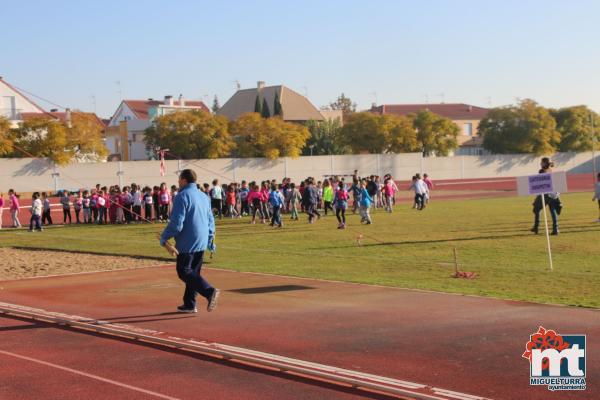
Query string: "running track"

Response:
xmin=1 ymin=265 xmax=597 ymax=399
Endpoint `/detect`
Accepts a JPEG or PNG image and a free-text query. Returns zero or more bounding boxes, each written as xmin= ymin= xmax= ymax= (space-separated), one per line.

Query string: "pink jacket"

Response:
xmin=10 ymin=194 xmax=19 ymax=210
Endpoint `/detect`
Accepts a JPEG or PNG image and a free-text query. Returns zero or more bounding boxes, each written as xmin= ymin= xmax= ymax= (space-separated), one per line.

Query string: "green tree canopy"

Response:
xmin=551 ymin=105 xmax=600 ymax=152
xmin=340 ymin=112 xmax=421 ymax=154
xmin=68 ymin=112 xmax=108 ymax=161
xmin=340 ymin=112 xmax=388 ymax=153
xmin=412 ymin=110 xmax=459 ymax=156
xmin=481 ymin=99 xmax=560 ymax=155
xmin=304 ymin=118 xmax=350 ymax=155
xmin=327 ymin=93 xmax=357 ymax=121
xmin=144 ymin=110 xmax=234 ymax=159
xmin=230 ymin=112 xmax=310 ymax=159
xmin=13 ymin=116 xmax=72 ymax=164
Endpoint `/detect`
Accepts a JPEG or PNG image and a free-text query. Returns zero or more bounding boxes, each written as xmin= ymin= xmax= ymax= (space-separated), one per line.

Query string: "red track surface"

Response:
xmin=1 ymin=266 xmax=597 ymax=400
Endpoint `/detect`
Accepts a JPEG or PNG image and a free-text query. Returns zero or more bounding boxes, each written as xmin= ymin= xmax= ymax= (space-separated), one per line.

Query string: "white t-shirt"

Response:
xmin=32 ymin=199 xmax=43 ymax=216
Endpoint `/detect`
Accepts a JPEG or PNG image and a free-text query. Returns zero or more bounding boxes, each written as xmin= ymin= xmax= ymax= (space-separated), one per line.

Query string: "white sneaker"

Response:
xmin=207 ymin=289 xmax=220 ymax=312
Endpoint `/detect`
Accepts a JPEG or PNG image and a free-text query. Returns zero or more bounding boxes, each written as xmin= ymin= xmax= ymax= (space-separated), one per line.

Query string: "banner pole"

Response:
xmin=540 ymin=194 xmax=554 ymax=271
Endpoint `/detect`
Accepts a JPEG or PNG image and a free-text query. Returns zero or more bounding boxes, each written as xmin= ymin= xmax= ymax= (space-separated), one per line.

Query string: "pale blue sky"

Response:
xmin=2 ymin=0 xmax=599 ymax=118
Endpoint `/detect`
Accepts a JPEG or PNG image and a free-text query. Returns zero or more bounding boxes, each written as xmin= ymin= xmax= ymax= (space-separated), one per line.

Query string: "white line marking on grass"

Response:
xmin=0 ymin=349 xmax=181 ymax=400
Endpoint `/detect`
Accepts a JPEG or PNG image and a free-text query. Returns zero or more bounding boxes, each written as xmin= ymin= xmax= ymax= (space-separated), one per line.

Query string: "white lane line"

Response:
xmin=0 ymin=349 xmax=181 ymax=400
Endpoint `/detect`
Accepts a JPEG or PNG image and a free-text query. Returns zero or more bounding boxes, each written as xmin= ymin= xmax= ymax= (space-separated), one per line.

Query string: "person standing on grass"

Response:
xmin=248 ymin=183 xmax=264 ymax=224
xmin=8 ymin=189 xmax=21 ymax=228
xmin=531 ymin=157 xmax=561 ymax=235
xmin=334 ymin=181 xmax=349 ymax=229
xmin=74 ymin=191 xmax=83 ymax=224
xmin=289 ymin=182 xmax=302 ymax=221
xmin=28 ymin=192 xmax=43 ymax=232
xmin=131 ymin=184 xmax=142 ymax=223
xmin=593 ymin=173 xmax=600 ymax=222
xmin=160 ymin=169 xmax=219 ymax=314
xmin=159 ymin=183 xmax=171 ymax=222
xmin=359 ymin=179 xmax=373 ymax=224
xmin=143 ymin=187 xmax=153 ymax=222
xmin=322 ymin=179 xmax=334 ymax=216
xmin=349 ymin=178 xmax=361 ymax=214
xmin=303 ymin=178 xmax=320 ymax=223
xmin=268 ymin=184 xmax=284 ymax=228
xmin=82 ymin=191 xmax=91 ymax=224
xmin=97 ymin=191 xmax=106 ymax=224
xmin=60 ymin=190 xmax=72 ymax=224
xmin=210 ymin=179 xmax=224 ymax=219
xmin=384 ymin=177 xmax=395 ymax=213
xmin=423 ymin=173 xmax=433 ymax=205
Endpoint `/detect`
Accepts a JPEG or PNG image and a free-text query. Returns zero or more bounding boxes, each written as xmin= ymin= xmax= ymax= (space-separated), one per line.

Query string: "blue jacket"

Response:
xmin=160 ymin=183 xmax=215 ymax=253
xmin=359 ymin=187 xmax=372 ymax=207
xmin=269 ymin=191 xmax=283 ymax=207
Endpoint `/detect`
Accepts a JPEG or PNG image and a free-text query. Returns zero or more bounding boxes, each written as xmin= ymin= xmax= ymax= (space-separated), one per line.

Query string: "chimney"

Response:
xmin=164 ymin=95 xmax=174 ymax=106
xmin=468 ymin=105 xmax=473 ymax=112
xmin=65 ymin=108 xmax=72 ymax=128
xmin=178 ymin=94 xmax=184 ymax=106
xmin=257 ymin=81 xmax=265 ymax=90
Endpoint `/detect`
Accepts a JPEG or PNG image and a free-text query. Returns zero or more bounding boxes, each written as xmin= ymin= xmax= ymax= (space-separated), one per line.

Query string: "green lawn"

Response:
xmin=1 ymin=192 xmax=599 ymax=308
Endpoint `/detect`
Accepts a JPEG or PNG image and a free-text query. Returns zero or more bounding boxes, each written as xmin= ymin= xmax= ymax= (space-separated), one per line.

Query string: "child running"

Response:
xmin=358 ymin=179 xmax=373 ymax=224
xmin=268 ymin=184 xmax=284 ymax=228
xmin=334 ymin=181 xmax=349 ymax=229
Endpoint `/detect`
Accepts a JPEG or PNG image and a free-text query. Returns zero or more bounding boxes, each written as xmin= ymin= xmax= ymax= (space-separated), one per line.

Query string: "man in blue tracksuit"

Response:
xmin=160 ymin=169 xmax=219 ymax=313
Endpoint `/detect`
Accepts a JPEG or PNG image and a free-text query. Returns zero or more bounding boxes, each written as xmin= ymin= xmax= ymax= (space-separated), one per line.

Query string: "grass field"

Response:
xmin=1 ymin=192 xmax=599 ymax=308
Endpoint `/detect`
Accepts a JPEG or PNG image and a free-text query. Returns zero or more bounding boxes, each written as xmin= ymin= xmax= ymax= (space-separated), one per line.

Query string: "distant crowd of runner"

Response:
xmin=0 ymin=171 xmax=436 ymax=232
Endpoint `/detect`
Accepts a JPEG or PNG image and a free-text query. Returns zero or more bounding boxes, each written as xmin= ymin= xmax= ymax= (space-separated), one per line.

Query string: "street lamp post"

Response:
xmin=309 ymin=144 xmax=315 ymax=156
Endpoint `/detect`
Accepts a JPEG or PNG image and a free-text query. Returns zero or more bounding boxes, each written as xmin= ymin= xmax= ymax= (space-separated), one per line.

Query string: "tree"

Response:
xmin=230 ymin=112 xmax=310 ymax=159
xmin=339 ymin=112 xmax=420 ymax=154
xmin=0 ymin=116 xmax=14 ymax=156
xmin=385 ymin=114 xmax=419 ymax=153
xmin=551 ymin=105 xmax=600 ymax=152
xmin=211 ymin=95 xmax=220 ymax=113
xmin=261 ymin=98 xmax=271 ymax=118
xmin=68 ymin=112 xmax=108 ymax=161
xmin=304 ymin=118 xmax=350 ymax=155
xmin=273 ymin=92 xmax=283 ymax=117
xmin=14 ymin=116 xmax=72 ymax=164
xmin=254 ymin=94 xmax=262 ymax=114
xmin=328 ymin=93 xmax=357 ymax=116
xmin=481 ymin=99 xmax=560 ymax=155
xmin=412 ymin=110 xmax=459 ymax=156
xmin=144 ymin=110 xmax=234 ymax=159
xmin=340 ymin=112 xmax=389 ymax=153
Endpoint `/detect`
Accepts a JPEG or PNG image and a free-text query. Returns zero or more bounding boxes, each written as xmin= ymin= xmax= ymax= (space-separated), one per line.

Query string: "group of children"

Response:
xmin=0 ymin=172 xmax=434 ymax=232
xmin=202 ymin=173 xmax=409 ymax=229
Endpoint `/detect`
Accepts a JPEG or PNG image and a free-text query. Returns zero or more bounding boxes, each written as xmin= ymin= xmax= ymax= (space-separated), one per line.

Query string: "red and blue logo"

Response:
xmin=523 ymin=326 xmax=586 ymax=391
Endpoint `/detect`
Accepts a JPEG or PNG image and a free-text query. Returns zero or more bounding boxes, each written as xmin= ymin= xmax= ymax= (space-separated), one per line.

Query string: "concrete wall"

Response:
xmin=0 ymin=152 xmax=597 ymax=193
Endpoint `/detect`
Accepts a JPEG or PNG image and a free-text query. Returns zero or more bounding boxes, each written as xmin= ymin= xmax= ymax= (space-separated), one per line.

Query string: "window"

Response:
xmin=463 ymin=122 xmax=473 ymax=136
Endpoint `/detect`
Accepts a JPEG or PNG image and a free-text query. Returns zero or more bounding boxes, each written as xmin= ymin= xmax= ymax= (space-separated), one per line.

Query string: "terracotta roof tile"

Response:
xmin=371 ymin=103 xmax=489 ymax=120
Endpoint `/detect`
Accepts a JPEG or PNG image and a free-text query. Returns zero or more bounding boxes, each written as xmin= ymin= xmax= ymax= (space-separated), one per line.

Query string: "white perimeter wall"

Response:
xmin=0 ymin=152 xmax=597 ymax=192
